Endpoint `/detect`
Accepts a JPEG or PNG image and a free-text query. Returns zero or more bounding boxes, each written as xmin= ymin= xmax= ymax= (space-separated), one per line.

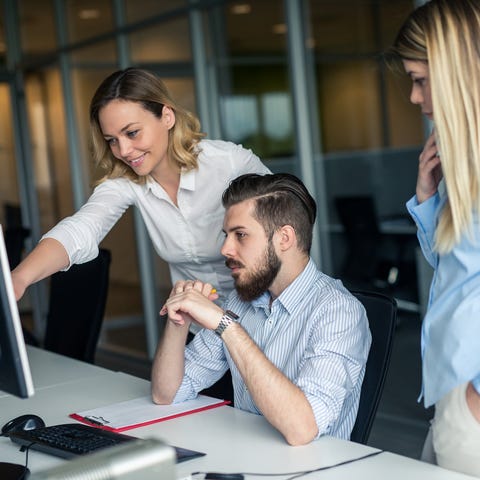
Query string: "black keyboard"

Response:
xmin=8 ymin=423 xmax=205 ymax=463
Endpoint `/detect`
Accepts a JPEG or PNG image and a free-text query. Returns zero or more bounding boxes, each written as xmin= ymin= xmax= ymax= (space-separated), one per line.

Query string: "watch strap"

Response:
xmin=214 ymin=310 xmax=239 ymax=337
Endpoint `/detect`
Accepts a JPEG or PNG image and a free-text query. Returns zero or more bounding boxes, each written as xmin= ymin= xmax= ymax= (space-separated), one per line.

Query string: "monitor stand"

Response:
xmin=0 ymin=462 xmax=29 ymax=480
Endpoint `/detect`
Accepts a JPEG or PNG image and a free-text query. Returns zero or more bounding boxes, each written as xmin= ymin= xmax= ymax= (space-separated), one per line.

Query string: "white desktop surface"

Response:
xmin=0 ymin=347 xmax=475 ymax=479
xmin=27 ymin=346 xmax=116 ymax=389
xmin=0 ymin=346 xmax=114 ymax=400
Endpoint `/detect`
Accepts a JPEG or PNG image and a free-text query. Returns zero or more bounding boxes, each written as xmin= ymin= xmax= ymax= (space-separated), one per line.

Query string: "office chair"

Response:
xmin=334 ymin=195 xmax=406 ymax=292
xmin=335 ymin=196 xmax=384 ymax=286
xmin=4 ymin=226 xmax=30 ymax=269
xmin=200 ymin=370 xmax=234 ymax=405
xmin=349 ymin=290 xmax=397 ymax=444
xmin=3 ymin=203 xmax=30 ymax=269
xmin=42 ymin=248 xmax=112 ymax=363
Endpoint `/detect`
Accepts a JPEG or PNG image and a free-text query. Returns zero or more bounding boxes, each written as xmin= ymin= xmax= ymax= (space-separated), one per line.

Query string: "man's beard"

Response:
xmin=226 ymin=241 xmax=281 ymax=302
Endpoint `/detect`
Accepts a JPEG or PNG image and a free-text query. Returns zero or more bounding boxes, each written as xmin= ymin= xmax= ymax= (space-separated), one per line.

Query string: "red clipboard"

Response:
xmin=70 ymin=395 xmax=230 ymax=432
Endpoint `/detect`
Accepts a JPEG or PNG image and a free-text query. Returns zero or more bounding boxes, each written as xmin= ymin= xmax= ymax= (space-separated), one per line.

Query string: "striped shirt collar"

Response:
xmin=251 ymin=258 xmax=316 ymax=315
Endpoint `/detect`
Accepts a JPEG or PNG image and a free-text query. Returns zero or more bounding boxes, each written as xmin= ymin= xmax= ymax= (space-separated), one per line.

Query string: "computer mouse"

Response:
xmin=1 ymin=414 xmax=45 ymax=436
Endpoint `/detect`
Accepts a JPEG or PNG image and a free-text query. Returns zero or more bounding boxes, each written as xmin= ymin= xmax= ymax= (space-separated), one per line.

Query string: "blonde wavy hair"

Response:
xmin=389 ymin=0 xmax=480 ymax=253
xmin=90 ymin=68 xmax=205 ymax=185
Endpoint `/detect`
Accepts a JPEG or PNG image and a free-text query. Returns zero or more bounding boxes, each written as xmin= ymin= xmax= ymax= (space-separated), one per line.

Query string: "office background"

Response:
xmin=0 ymin=0 xmax=431 ymax=459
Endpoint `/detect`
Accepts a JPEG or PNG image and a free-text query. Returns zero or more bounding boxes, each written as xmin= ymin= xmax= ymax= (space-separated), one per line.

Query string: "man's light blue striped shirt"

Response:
xmin=174 ymin=259 xmax=371 ymax=440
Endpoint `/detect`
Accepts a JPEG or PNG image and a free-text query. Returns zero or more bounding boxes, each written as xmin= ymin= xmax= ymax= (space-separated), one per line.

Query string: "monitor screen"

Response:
xmin=0 ymin=224 xmax=34 ymax=398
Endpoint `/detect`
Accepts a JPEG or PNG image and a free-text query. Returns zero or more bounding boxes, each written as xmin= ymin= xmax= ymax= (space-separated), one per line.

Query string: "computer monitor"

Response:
xmin=0 ymin=224 xmax=34 ymax=398
xmin=30 ymin=438 xmax=176 ymax=480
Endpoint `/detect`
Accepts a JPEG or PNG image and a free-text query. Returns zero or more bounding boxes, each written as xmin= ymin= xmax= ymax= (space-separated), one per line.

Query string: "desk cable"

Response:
xmin=0 ymin=431 xmax=32 ymax=480
xmin=15 ymin=441 xmax=36 ymax=479
xmin=20 ymin=442 xmax=35 ymax=478
xmin=191 ymin=449 xmax=384 ymax=480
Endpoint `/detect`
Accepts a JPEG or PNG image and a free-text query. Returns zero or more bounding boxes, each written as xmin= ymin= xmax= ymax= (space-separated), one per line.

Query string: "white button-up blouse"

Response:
xmin=43 ymin=139 xmax=271 ymax=302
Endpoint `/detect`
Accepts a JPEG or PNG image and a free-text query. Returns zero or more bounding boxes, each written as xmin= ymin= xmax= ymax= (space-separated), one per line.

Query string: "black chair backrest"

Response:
xmin=335 ymin=196 xmax=381 ymax=239
xmin=44 ymin=249 xmax=111 ymax=363
xmin=4 ymin=227 xmax=30 ymax=269
xmin=349 ymin=290 xmax=396 ymax=444
xmin=3 ymin=203 xmax=31 ymax=269
xmin=334 ymin=196 xmax=382 ymax=282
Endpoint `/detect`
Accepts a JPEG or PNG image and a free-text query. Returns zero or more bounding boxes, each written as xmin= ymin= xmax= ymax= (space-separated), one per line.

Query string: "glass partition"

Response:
xmin=209 ymin=1 xmax=292 ymax=162
xmin=130 ymin=17 xmax=192 ymax=63
xmin=18 ymin=0 xmax=57 ymax=60
xmin=307 ymin=0 xmax=422 ymax=305
xmin=124 ymin=0 xmax=186 ymax=24
xmin=24 ymin=69 xmax=69 ymax=230
xmin=6 ymin=0 xmax=426 ymax=358
xmin=66 ymin=0 xmax=114 ymax=43
xmin=0 ymin=82 xmax=20 ymax=224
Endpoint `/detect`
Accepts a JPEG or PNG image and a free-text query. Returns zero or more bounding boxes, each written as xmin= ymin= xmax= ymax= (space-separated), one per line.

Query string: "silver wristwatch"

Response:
xmin=214 ymin=310 xmax=239 ymax=337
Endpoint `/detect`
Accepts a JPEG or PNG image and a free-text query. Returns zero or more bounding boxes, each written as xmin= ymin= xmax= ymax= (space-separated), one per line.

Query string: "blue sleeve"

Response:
xmin=297 ymin=293 xmax=371 ymax=438
xmin=406 ymin=194 xmax=440 ymax=269
xmin=173 ymin=329 xmax=229 ymax=403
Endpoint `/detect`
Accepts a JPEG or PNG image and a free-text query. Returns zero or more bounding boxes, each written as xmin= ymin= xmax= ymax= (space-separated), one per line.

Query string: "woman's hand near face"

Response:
xmin=416 ymin=130 xmax=443 ymax=203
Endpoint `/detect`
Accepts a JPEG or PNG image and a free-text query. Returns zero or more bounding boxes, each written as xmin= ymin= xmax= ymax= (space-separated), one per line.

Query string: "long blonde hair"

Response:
xmin=390 ymin=0 xmax=480 ymax=253
xmin=89 ymin=68 xmax=205 ymax=185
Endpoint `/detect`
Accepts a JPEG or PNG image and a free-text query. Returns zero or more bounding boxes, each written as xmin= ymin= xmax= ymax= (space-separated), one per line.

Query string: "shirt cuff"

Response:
xmin=406 ymin=194 xmax=419 ymax=212
xmin=406 ymin=193 xmax=439 ymax=235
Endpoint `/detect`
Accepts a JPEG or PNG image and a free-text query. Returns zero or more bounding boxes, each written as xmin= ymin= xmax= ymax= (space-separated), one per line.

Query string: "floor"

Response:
xmin=94 ymin=305 xmax=433 ymax=461
xmin=366 ymin=310 xmax=433 ymax=458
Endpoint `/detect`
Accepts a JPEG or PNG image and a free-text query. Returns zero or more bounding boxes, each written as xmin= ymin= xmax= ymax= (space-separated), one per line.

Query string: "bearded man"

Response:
xmin=151 ymin=173 xmax=371 ymax=446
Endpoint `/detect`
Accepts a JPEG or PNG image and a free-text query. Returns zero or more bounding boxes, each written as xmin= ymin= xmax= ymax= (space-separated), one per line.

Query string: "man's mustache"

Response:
xmin=225 ymin=259 xmax=244 ymax=269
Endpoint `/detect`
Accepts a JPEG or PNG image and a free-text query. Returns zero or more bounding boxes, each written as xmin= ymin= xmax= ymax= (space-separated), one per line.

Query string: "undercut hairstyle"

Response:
xmin=222 ymin=173 xmax=317 ymax=254
xmin=89 ymin=68 xmax=205 ymax=185
xmin=388 ymin=0 xmax=480 ymax=253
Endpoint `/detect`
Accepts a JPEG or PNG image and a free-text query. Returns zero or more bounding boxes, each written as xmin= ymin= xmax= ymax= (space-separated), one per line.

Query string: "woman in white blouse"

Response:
xmin=11 ymin=68 xmax=270 ymax=306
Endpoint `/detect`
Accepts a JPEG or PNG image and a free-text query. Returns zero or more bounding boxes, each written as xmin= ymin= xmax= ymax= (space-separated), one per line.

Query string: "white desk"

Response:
xmin=0 ymin=347 xmax=475 ymax=479
xmin=0 ymin=346 xmax=114 ymax=400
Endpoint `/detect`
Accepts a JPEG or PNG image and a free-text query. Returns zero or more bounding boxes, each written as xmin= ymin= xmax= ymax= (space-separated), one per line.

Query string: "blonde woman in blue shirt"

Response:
xmin=390 ymin=0 xmax=480 ymax=476
xmin=11 ymin=68 xmax=270 ymax=306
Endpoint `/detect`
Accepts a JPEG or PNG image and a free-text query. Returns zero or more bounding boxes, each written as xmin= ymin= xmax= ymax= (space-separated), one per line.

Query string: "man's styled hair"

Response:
xmin=389 ymin=0 xmax=480 ymax=253
xmin=89 ymin=68 xmax=204 ymax=185
xmin=222 ymin=173 xmax=317 ymax=254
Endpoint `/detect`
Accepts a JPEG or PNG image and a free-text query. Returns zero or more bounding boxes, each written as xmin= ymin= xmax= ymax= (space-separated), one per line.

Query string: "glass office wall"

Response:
xmin=66 ymin=0 xmax=114 ymax=43
xmin=130 ymin=18 xmax=192 ymax=63
xmin=24 ymin=69 xmax=69 ymax=231
xmin=124 ymin=0 xmax=186 ymax=23
xmin=2 ymin=0 xmax=423 ymax=359
xmin=212 ymin=1 xmax=293 ymax=161
xmin=18 ymin=0 xmax=57 ymax=60
xmin=306 ymin=0 xmax=422 ymax=304
xmin=0 ymin=82 xmax=20 ymax=224
xmin=305 ymin=1 xmax=423 ymax=152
